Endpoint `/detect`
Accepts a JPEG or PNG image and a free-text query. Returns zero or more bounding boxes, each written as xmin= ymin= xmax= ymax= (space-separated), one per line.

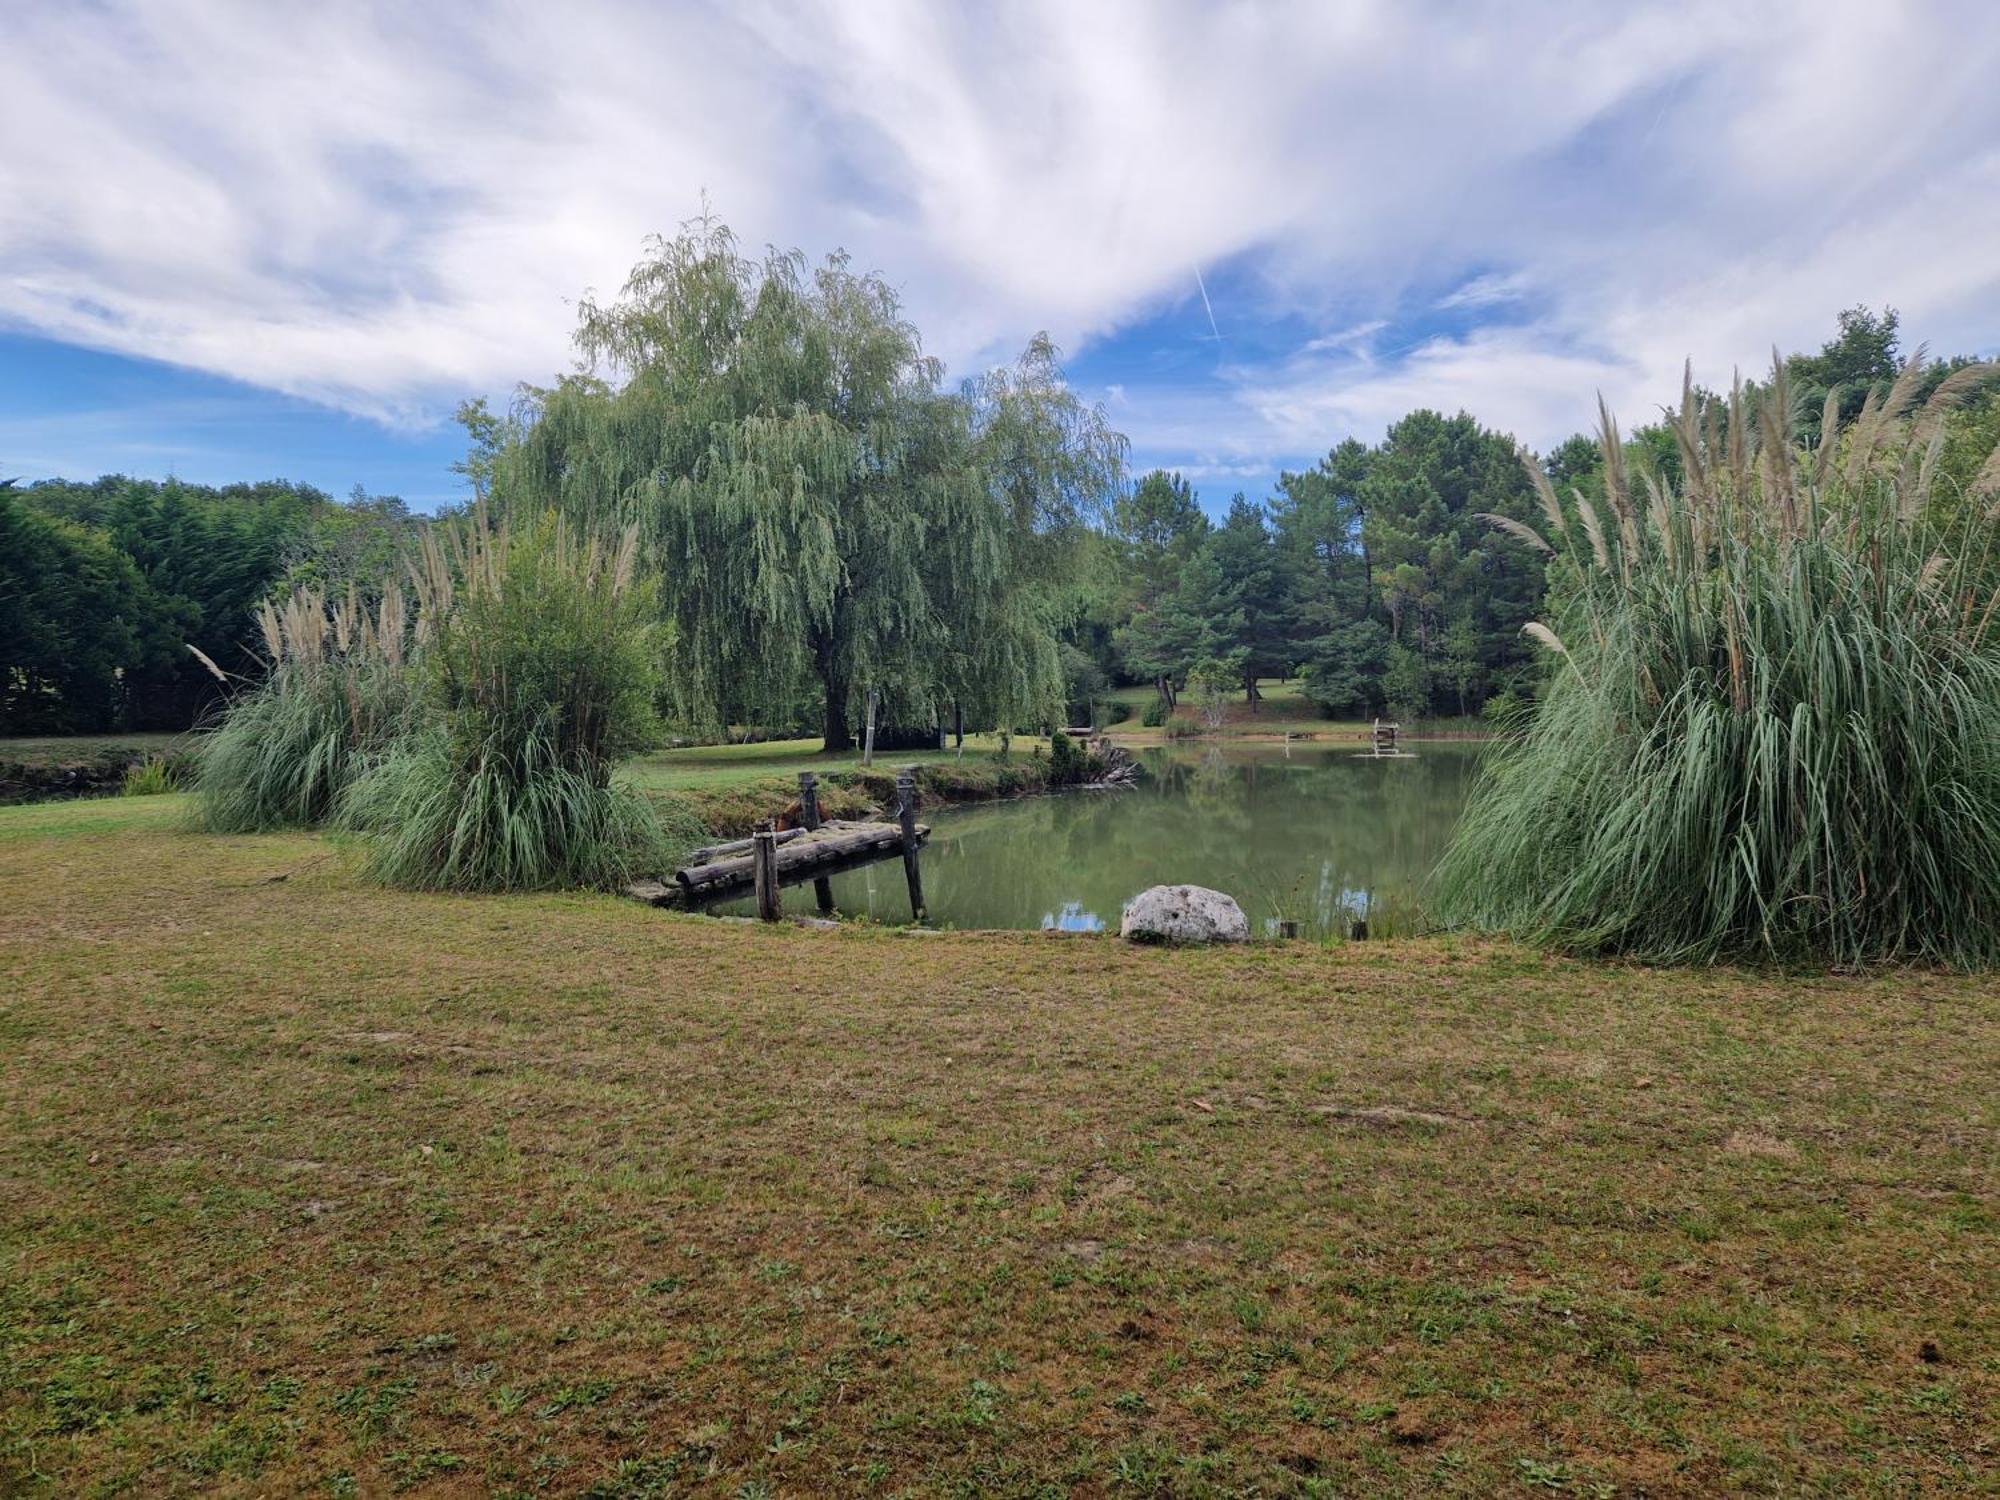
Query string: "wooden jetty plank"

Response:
xmin=674 ymin=820 xmax=930 ymax=896
xmin=686 ymin=826 xmax=805 ymax=864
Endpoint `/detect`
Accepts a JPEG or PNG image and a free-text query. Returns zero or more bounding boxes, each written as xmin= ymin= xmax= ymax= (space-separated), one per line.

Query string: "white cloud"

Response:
xmin=1 ymin=0 xmax=1996 ymax=469
xmin=1435 ymin=274 xmax=1531 ymax=313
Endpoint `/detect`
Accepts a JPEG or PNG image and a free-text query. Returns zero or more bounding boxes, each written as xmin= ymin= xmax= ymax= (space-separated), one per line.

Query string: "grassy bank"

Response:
xmin=1099 ymin=681 xmax=1488 ymax=747
xmin=0 ymin=734 xmax=190 ymax=803
xmin=2 ymin=795 xmax=1993 ymax=1496
xmin=626 ymin=735 xmax=1058 ymax=836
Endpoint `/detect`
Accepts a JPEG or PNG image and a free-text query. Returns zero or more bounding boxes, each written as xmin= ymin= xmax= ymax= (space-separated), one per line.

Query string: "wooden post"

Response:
xmin=862 ymin=687 xmax=879 ymax=767
xmin=798 ymin=770 xmax=834 ymax=914
xmin=896 ymin=768 xmax=925 ymax=922
xmin=752 ymin=820 xmax=782 ymax=922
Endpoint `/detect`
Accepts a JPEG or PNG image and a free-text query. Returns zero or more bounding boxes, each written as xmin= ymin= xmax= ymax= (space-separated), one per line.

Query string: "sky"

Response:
xmin=3 ymin=1 xmax=1999 ymax=515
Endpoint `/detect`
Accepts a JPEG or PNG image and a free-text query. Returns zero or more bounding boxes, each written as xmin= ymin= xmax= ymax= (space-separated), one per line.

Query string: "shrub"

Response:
xmin=1437 ymin=358 xmax=2000 ymax=968
xmin=190 ymin=586 xmax=414 ymax=831
xmin=1141 ymin=695 xmax=1170 ymax=728
xmin=121 ymin=754 xmax=184 ymax=797
xmin=1046 ymin=729 xmax=1105 ymax=787
xmin=1187 ymin=658 xmax=1237 ymax=732
xmin=344 ymin=512 xmax=677 ymax=891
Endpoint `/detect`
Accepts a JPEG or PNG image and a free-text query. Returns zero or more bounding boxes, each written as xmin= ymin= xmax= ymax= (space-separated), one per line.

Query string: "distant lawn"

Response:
xmin=0 ymin=732 xmax=188 ymax=769
xmin=2 ymin=796 xmax=1993 ymax=1495
xmin=622 ymin=732 xmax=1038 ymax=794
xmin=1101 ymin=680 xmax=1488 ymax=741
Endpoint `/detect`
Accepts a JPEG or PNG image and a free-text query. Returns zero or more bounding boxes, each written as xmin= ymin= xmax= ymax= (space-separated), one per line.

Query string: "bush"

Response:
xmin=344 ymin=512 xmax=678 ymax=891
xmin=1437 ymin=358 xmax=2000 ymax=968
xmin=1141 ymin=695 xmax=1170 ymax=728
xmin=190 ymin=587 xmax=413 ymax=832
xmin=121 ymin=754 xmax=184 ymax=796
xmin=1046 ymin=729 xmax=1104 ymax=787
xmin=1187 ymin=658 xmax=1237 ymax=732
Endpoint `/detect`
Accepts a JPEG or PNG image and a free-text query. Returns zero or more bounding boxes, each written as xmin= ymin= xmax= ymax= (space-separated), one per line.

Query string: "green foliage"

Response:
xmin=1438 ymin=356 xmax=2000 ymax=968
xmin=190 ymin=587 xmax=414 ymax=832
xmin=1 ymin=485 xmax=153 ymax=733
xmin=120 ymin=755 xmax=184 ymax=797
xmin=1111 ymin=470 xmax=1209 ymax=602
xmin=1298 ymin=619 xmax=1387 ymax=717
xmin=1044 ymin=729 xmax=1104 ymax=787
xmin=492 ymin=216 xmax=1122 ymax=750
xmin=1186 ymin=657 xmax=1237 ymax=731
xmin=344 ymin=512 xmax=680 ymax=891
xmin=1140 ymin=695 xmax=1170 ymax=728
xmin=1380 ymin=643 xmax=1431 ymax=724
xmin=1358 ymin=410 xmax=1547 ymax=713
xmin=3 ymin=475 xmax=425 ymax=734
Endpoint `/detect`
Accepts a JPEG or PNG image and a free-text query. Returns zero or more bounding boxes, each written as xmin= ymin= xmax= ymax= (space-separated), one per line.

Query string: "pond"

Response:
xmin=713 ymin=740 xmax=1488 ymax=933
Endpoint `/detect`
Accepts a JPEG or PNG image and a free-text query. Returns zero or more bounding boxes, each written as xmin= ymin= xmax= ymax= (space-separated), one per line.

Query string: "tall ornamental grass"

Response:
xmin=1437 ymin=356 xmax=2000 ymax=968
xmin=190 ymin=586 xmax=415 ymax=831
xmin=342 ymin=511 xmax=688 ymax=891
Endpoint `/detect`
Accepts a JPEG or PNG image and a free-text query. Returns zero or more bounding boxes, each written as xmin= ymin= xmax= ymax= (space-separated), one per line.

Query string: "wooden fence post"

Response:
xmin=896 ymin=768 xmax=926 ymax=922
xmin=753 ymin=820 xmax=782 ymax=922
xmin=799 ymin=771 xmax=834 ymax=914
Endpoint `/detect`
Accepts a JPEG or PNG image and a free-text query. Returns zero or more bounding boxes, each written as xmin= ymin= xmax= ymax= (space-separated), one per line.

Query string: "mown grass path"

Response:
xmin=2 ymin=797 xmax=1994 ymax=1495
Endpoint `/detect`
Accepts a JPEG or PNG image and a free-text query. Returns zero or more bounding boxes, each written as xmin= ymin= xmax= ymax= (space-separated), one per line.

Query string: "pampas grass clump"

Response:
xmin=343 ymin=510 xmax=682 ymax=891
xmin=1436 ymin=355 xmax=2000 ymax=968
xmin=190 ymin=586 xmax=416 ymax=832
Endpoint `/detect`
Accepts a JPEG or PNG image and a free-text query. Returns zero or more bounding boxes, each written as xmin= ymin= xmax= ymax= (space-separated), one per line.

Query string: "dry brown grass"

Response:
xmin=2 ymin=796 xmax=1994 ymax=1496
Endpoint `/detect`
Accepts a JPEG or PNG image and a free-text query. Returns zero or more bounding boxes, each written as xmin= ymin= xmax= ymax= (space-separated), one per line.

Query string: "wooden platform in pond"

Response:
xmin=627 ymin=818 xmax=931 ymax=907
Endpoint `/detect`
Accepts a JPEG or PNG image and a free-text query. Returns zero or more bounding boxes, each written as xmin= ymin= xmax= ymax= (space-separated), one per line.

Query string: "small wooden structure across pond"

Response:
xmin=1355 ymin=718 xmax=1417 ymax=759
xmin=628 ymin=769 xmax=930 ymax=922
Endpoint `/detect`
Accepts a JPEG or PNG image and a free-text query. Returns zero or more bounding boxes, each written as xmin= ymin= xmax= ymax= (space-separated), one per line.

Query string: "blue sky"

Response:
xmin=4 ymin=1 xmax=1998 ymax=516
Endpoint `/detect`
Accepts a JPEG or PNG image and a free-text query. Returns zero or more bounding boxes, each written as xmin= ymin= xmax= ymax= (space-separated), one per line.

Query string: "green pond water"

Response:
xmin=713 ymin=740 xmax=1488 ymax=933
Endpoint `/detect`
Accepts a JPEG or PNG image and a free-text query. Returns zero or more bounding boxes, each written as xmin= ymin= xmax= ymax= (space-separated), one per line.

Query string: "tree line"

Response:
xmin=1 ymin=476 xmax=416 ymax=734
xmin=1078 ymin=408 xmax=1549 ymax=726
xmin=7 ymin=268 xmax=1993 ymax=752
xmin=1059 ymin=304 xmax=1999 ymax=726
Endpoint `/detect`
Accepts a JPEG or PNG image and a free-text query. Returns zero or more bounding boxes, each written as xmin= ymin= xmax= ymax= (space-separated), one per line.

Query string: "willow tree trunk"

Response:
xmin=816 ymin=628 xmax=854 ymax=752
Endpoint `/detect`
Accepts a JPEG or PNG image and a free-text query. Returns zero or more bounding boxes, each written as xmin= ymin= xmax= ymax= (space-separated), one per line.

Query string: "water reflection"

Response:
xmin=714 ymin=741 xmax=1486 ymax=932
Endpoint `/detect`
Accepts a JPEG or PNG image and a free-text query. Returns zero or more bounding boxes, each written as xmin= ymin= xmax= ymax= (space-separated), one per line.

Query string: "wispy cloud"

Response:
xmin=1435 ymin=273 xmax=1532 ymax=312
xmin=1 ymin=0 xmax=1996 ymax=481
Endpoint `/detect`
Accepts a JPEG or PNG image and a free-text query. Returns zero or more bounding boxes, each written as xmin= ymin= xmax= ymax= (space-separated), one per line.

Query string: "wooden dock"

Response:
xmin=667 ymin=818 xmax=928 ymax=900
xmin=628 ymin=768 xmax=932 ymax=921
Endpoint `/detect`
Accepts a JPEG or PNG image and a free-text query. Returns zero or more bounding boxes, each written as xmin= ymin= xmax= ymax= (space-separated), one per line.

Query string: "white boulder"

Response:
xmin=1120 ymin=884 xmax=1250 ymax=945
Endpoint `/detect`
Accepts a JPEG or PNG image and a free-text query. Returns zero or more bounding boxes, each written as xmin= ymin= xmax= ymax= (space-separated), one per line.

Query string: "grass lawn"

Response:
xmin=0 ymin=733 xmax=190 ymax=769
xmin=622 ymin=734 xmax=1037 ymax=794
xmin=1101 ymin=682 xmax=1487 ymax=744
xmin=623 ymin=736 xmax=1057 ymax=838
xmin=3 ymin=796 xmax=1994 ymax=1496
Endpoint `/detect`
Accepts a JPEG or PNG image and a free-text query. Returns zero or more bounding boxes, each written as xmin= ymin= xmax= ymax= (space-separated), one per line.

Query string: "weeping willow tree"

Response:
xmin=486 ymin=216 xmax=1125 ymax=749
xmin=1436 ymin=354 xmax=2000 ymax=968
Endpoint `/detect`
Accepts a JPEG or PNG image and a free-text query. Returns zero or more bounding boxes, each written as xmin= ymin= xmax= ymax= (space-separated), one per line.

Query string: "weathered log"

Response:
xmin=675 ymin=820 xmax=929 ymax=895
xmin=752 ymin=824 xmax=781 ymax=921
xmin=896 ymin=769 xmax=926 ymax=921
xmin=800 ymin=771 xmax=834 ymax=912
xmin=686 ymin=826 xmax=804 ymax=864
